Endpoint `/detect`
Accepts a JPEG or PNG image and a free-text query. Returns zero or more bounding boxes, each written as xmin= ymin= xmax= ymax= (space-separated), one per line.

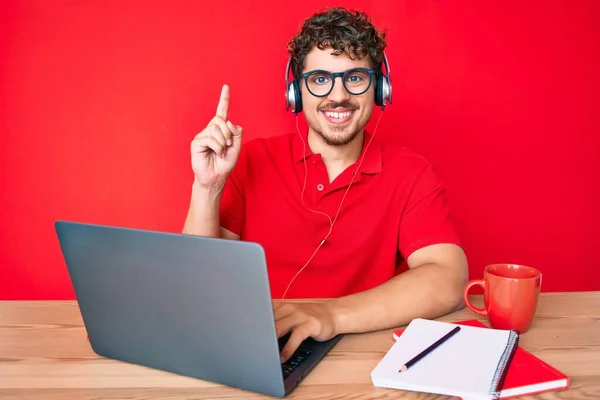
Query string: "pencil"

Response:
xmin=399 ymin=325 xmax=461 ymax=372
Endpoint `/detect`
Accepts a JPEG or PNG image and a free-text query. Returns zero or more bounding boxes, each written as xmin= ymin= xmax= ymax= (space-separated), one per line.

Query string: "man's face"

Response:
xmin=300 ymin=47 xmax=375 ymax=146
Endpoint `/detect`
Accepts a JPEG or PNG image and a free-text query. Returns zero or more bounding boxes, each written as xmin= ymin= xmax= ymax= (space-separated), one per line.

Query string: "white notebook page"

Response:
xmin=371 ymin=318 xmax=513 ymax=400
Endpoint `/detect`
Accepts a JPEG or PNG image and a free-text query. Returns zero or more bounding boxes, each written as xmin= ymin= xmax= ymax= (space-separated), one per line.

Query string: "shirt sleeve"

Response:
xmin=219 ymin=150 xmax=247 ymax=236
xmin=398 ymin=161 xmax=462 ymax=261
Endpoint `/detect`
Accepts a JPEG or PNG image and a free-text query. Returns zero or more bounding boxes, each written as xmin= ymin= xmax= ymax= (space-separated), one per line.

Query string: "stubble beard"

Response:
xmin=309 ymin=99 xmax=371 ymax=146
xmin=312 ymin=123 xmax=361 ymax=147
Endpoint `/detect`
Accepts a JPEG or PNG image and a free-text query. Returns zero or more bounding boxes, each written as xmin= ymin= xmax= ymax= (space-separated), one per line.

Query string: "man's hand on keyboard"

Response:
xmin=273 ymin=302 xmax=337 ymax=363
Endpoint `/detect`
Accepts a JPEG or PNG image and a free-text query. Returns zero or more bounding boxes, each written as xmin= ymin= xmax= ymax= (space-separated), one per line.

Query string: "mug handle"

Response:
xmin=463 ymin=280 xmax=487 ymax=316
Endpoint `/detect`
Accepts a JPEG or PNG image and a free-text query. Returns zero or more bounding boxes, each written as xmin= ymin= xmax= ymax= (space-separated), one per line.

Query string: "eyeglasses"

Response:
xmin=301 ymin=68 xmax=376 ymax=97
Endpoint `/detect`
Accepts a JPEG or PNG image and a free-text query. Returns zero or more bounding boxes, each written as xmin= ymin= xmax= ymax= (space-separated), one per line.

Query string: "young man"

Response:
xmin=183 ymin=7 xmax=468 ymax=362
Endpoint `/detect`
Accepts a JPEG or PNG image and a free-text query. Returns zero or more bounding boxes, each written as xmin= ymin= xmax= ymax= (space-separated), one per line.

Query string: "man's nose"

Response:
xmin=327 ymin=77 xmax=351 ymax=103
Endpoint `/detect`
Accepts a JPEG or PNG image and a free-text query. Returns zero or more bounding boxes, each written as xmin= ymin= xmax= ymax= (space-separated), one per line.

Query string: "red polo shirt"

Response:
xmin=219 ymin=131 xmax=462 ymax=298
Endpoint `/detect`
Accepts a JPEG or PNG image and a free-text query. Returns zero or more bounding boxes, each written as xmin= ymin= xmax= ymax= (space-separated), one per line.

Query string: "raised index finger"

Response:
xmin=216 ymin=84 xmax=230 ymax=120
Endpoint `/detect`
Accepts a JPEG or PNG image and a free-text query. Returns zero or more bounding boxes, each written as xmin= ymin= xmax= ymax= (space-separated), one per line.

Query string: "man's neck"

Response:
xmin=307 ymin=129 xmax=364 ymax=183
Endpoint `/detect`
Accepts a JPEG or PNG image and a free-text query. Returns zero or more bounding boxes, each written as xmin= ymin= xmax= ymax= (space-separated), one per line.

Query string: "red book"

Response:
xmin=392 ymin=319 xmax=570 ymax=399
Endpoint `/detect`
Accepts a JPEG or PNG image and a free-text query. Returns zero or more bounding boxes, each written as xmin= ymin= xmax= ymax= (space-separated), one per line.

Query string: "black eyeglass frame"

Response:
xmin=300 ymin=68 xmax=377 ymax=97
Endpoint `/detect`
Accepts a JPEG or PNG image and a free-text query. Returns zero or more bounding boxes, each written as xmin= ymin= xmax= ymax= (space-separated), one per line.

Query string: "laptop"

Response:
xmin=54 ymin=220 xmax=342 ymax=397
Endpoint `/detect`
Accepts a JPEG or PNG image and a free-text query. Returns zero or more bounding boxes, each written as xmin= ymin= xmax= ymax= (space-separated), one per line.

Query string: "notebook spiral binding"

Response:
xmin=489 ymin=330 xmax=520 ymax=398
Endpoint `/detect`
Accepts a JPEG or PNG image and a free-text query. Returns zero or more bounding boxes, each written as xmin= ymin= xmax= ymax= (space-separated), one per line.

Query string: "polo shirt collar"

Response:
xmin=292 ymin=131 xmax=382 ymax=174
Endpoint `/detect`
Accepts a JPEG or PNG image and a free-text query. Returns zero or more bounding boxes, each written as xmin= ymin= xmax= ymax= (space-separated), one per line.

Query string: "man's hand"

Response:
xmin=191 ymin=84 xmax=243 ymax=191
xmin=274 ymin=302 xmax=338 ymax=362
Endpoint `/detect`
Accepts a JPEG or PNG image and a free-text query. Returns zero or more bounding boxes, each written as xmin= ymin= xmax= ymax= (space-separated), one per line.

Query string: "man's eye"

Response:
xmin=313 ymin=75 xmax=330 ymax=85
xmin=346 ymin=74 xmax=364 ymax=83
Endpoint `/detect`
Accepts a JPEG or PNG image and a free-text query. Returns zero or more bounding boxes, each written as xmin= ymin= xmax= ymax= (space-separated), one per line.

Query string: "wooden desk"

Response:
xmin=0 ymin=292 xmax=599 ymax=399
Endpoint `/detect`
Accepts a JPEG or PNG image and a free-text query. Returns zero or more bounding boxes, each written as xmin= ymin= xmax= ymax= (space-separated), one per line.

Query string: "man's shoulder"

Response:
xmin=379 ymin=141 xmax=434 ymax=172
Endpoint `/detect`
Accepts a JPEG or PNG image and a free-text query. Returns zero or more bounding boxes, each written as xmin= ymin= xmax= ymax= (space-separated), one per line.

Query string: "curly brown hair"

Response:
xmin=287 ymin=7 xmax=387 ymax=80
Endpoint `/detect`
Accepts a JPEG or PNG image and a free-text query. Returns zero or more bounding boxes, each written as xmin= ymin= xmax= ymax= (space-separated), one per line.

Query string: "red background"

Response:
xmin=2 ymin=1 xmax=599 ymax=299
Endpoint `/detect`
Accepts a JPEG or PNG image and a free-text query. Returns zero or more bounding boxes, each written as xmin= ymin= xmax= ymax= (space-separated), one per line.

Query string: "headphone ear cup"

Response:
xmin=287 ymin=80 xmax=302 ymax=114
xmin=291 ymin=80 xmax=302 ymax=114
xmin=374 ymin=74 xmax=384 ymax=107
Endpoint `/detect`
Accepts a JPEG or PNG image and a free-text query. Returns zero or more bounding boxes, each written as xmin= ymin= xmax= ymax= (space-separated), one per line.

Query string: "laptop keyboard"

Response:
xmin=278 ymin=334 xmax=313 ymax=379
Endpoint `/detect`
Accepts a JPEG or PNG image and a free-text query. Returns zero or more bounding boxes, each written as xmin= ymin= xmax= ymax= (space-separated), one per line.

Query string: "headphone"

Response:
xmin=285 ymin=52 xmax=392 ymax=114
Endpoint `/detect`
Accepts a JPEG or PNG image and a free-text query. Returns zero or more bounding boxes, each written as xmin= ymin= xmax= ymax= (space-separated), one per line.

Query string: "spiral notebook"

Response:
xmin=392 ymin=319 xmax=570 ymax=399
xmin=371 ymin=318 xmax=519 ymax=400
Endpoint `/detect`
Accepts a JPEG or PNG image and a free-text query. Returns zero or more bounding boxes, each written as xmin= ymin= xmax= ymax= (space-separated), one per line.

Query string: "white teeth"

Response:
xmin=324 ymin=111 xmax=352 ymax=119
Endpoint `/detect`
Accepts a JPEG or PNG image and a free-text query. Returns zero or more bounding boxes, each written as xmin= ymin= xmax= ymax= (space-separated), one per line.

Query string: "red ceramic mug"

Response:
xmin=463 ymin=263 xmax=542 ymax=333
